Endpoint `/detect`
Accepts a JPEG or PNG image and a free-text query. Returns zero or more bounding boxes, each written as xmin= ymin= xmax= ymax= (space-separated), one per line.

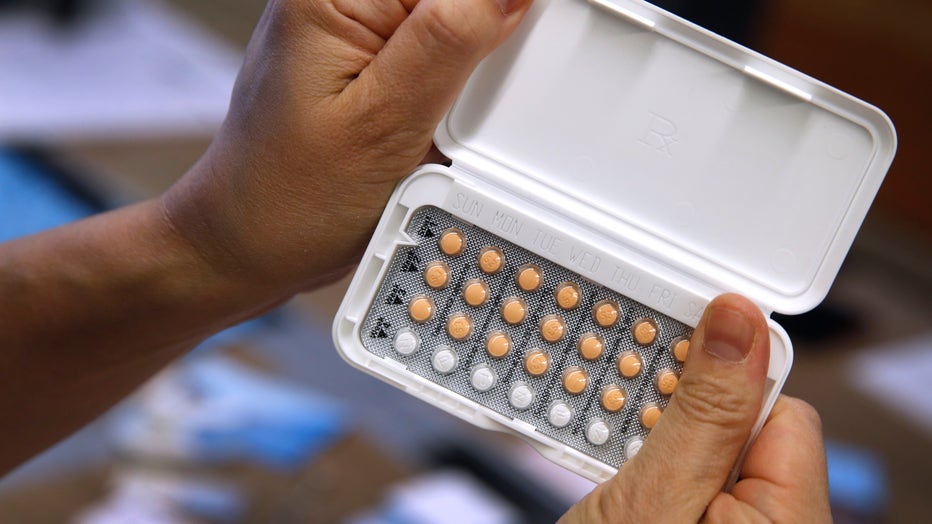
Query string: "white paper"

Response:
xmin=0 ymin=0 xmax=241 ymax=141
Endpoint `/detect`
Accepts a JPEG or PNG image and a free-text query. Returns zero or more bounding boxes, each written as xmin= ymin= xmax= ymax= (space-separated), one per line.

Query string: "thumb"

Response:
xmin=567 ymin=294 xmax=771 ymax=523
xmin=344 ymin=0 xmax=532 ymax=138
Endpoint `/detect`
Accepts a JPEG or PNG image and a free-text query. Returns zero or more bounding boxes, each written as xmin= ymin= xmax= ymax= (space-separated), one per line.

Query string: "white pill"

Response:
xmin=509 ymin=383 xmax=534 ymax=410
xmin=625 ymin=436 xmax=644 ymax=459
xmin=548 ymin=401 xmax=573 ymax=428
xmin=432 ymin=346 xmax=457 ymax=374
xmin=586 ymin=419 xmax=611 ymax=446
xmin=393 ymin=328 xmax=420 ymax=356
xmin=470 ymin=364 xmax=497 ymax=392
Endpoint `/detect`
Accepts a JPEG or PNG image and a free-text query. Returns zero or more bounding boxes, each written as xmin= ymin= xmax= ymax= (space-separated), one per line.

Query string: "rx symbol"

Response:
xmin=637 ymin=112 xmax=679 ymax=157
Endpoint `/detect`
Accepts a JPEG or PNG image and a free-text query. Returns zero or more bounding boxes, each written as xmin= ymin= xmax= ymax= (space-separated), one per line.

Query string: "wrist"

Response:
xmin=159 ymin=151 xmax=359 ymax=299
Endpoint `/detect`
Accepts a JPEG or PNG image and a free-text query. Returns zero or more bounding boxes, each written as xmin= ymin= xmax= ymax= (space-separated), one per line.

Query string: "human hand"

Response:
xmin=560 ymin=294 xmax=831 ymax=523
xmin=162 ymin=0 xmax=532 ymax=296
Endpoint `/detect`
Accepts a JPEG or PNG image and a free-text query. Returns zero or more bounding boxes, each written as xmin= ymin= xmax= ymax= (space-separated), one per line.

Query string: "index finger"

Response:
xmin=731 ymin=395 xmax=831 ymax=518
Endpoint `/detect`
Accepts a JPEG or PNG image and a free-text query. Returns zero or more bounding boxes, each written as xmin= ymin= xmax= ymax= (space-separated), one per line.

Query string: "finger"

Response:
xmin=609 ymin=294 xmax=771 ymax=521
xmin=730 ymin=396 xmax=831 ymax=521
xmin=331 ymin=0 xmax=414 ymax=41
xmin=342 ymin=0 xmax=532 ymax=143
xmin=701 ymin=492 xmax=770 ymax=524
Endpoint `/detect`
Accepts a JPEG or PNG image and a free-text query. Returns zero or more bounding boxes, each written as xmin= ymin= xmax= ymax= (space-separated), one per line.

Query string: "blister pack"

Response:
xmin=362 ymin=206 xmax=692 ymax=468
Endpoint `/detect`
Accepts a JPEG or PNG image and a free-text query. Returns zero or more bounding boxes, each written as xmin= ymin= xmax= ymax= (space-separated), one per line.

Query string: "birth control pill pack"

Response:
xmin=333 ymin=0 xmax=896 ymax=483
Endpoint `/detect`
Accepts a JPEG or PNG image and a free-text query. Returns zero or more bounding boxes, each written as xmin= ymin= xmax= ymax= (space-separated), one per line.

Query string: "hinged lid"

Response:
xmin=434 ymin=0 xmax=896 ymax=315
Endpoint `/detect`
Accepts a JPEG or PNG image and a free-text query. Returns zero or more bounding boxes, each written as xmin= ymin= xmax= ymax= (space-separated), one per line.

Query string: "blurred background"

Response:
xmin=0 ymin=0 xmax=929 ymax=522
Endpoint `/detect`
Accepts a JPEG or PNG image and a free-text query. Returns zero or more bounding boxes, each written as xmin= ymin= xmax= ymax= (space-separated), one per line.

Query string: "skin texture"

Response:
xmin=0 ymin=2 xmax=830 ymax=522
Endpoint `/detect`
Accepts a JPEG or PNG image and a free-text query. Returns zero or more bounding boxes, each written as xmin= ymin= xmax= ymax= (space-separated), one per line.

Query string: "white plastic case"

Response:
xmin=332 ymin=0 xmax=896 ymax=483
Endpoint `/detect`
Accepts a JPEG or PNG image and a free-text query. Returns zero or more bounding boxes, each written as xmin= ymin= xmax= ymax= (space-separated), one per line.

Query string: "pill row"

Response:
xmin=394 ymin=326 xmax=681 ymax=399
xmin=408 ymin=289 xmax=685 ymax=354
xmin=397 ymin=336 xmax=663 ymax=449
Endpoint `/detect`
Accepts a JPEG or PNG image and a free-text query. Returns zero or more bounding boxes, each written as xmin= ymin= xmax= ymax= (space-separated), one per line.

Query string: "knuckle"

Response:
xmin=674 ymin=375 xmax=758 ymax=430
xmin=787 ymin=397 xmax=823 ymax=434
xmin=417 ymin=1 xmax=485 ymax=52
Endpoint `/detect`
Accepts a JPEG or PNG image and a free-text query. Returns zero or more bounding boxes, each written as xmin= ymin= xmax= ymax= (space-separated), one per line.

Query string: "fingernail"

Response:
xmin=497 ymin=0 xmax=523 ymax=15
xmin=703 ymin=307 xmax=755 ymax=362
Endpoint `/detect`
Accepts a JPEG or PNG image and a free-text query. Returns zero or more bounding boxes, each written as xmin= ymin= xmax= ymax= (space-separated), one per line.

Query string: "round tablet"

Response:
xmin=478 ymin=246 xmax=504 ymax=274
xmin=617 ymin=351 xmax=643 ymax=379
xmin=554 ymin=282 xmax=581 ymax=310
xmin=424 ymin=261 xmax=450 ymax=289
xmin=656 ymin=369 xmax=679 ymax=395
xmin=393 ymin=328 xmax=420 ymax=356
xmin=593 ymin=300 xmax=620 ymax=328
xmin=408 ymin=295 xmax=435 ymax=323
xmin=508 ymin=383 xmax=535 ymax=410
xmin=640 ymin=403 xmax=663 ymax=429
xmin=485 ymin=331 xmax=512 ymax=359
xmin=540 ymin=314 xmax=566 ymax=343
xmin=600 ymin=384 xmax=627 ymax=413
xmin=439 ymin=228 xmax=465 ymax=256
xmin=548 ymin=401 xmax=573 ymax=428
xmin=562 ymin=366 xmax=589 ymax=395
xmin=432 ymin=346 xmax=458 ymax=374
xmin=632 ymin=318 xmax=658 ymax=346
xmin=625 ymin=436 xmax=644 ymax=459
xmin=516 ymin=264 xmax=542 ymax=292
xmin=501 ymin=296 xmax=528 ymax=325
xmin=577 ymin=333 xmax=605 ymax=360
xmin=470 ymin=364 xmax=497 ymax=392
xmin=446 ymin=313 xmax=473 ymax=341
xmin=586 ymin=419 xmax=611 ymax=446
xmin=671 ymin=337 xmax=690 ymax=363
xmin=462 ymin=279 xmax=490 ymax=307
xmin=524 ymin=349 xmax=550 ymax=377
